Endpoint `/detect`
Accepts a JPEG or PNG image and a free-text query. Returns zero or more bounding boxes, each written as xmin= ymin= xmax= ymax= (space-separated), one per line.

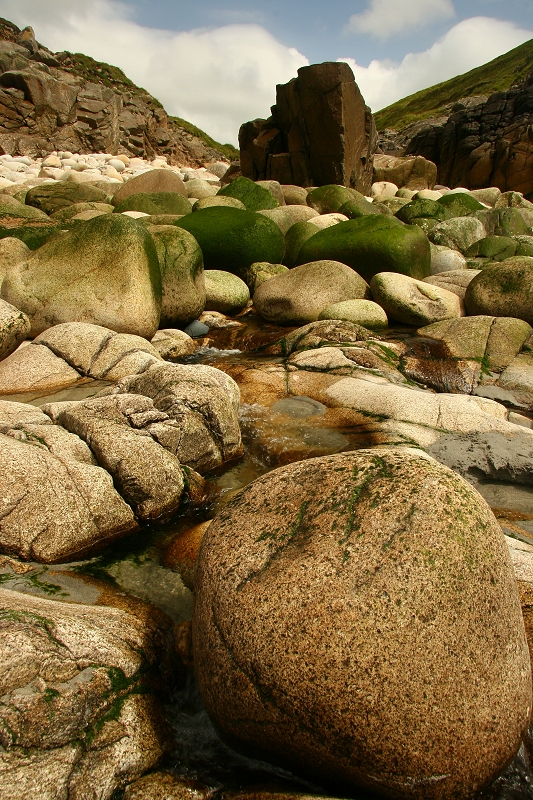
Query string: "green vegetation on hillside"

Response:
xmin=170 ymin=116 xmax=239 ymax=161
xmin=375 ymin=38 xmax=533 ymax=131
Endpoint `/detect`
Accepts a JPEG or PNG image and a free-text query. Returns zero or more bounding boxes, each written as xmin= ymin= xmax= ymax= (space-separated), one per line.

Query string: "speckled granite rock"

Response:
xmin=0 ymin=586 xmax=172 ymax=799
xmin=194 ymin=448 xmax=531 ymax=800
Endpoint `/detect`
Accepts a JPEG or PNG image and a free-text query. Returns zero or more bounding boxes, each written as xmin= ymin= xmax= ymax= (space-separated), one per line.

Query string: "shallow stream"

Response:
xmin=2 ymin=318 xmax=533 ymax=799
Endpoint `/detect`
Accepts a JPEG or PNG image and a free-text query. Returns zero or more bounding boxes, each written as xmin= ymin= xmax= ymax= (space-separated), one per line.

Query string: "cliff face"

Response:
xmin=0 ymin=18 xmax=234 ymax=166
xmin=378 ymin=71 xmax=533 ymax=199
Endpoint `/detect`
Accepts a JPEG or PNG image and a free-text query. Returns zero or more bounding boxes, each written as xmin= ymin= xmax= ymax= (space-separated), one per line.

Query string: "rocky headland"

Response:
xmin=0 ymin=17 xmax=533 ymax=800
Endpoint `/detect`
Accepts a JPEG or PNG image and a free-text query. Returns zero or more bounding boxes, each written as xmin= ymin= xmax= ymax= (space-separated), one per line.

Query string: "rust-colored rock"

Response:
xmin=239 ymin=62 xmax=377 ymax=193
xmin=193 ymin=448 xmax=531 ymax=800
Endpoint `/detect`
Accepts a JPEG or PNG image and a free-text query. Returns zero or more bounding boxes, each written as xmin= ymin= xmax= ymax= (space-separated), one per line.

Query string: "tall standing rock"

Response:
xmin=239 ymin=62 xmax=377 ymax=193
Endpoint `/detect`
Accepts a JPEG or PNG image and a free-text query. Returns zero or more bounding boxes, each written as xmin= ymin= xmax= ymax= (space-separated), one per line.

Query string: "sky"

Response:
xmin=1 ymin=0 xmax=532 ymax=146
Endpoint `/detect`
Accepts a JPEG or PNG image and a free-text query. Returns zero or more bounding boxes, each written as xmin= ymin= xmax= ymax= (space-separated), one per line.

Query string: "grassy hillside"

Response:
xmin=375 ymin=38 xmax=533 ymax=131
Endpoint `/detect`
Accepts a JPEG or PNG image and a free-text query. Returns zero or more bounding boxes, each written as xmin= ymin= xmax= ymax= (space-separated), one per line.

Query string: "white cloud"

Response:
xmin=0 ymin=0 xmax=308 ymax=145
xmin=339 ymin=16 xmax=533 ymax=112
xmin=346 ymin=0 xmax=455 ymax=40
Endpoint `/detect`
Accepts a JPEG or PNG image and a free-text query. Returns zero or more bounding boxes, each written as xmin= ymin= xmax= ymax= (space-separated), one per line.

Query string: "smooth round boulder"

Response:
xmin=281 ymin=185 xmax=308 ymax=205
xmin=283 ymin=221 xmax=318 ymax=268
xmin=147 ymin=225 xmax=205 ymax=326
xmin=306 ymin=185 xmax=356 ymax=214
xmin=113 ymin=192 xmax=192 ymax=216
xmin=204 ymin=270 xmax=250 ymax=313
xmin=2 ymin=215 xmax=162 ymax=338
xmin=371 ymin=272 xmax=464 ymax=326
xmin=184 ymin=178 xmax=218 ymax=200
xmin=429 ymin=217 xmax=486 ymax=253
xmin=193 ymin=196 xmax=246 ymax=212
xmin=318 ymin=299 xmax=388 ymax=329
xmin=111 ymin=169 xmax=187 ymax=205
xmin=218 ymin=176 xmax=279 ymax=211
xmin=437 ymin=192 xmax=485 ymax=217
xmin=25 ymin=182 xmax=108 ymax=215
xmin=465 ymin=257 xmax=533 ymax=325
xmin=253 ymin=260 xmax=370 ymax=326
xmin=50 ymin=202 xmax=114 ymax=222
xmin=296 ymin=216 xmax=431 ymax=282
xmin=243 ymin=261 xmax=289 ymax=293
xmin=193 ymin=448 xmax=531 ymax=800
xmin=430 ymin=244 xmax=467 ymax=274
xmin=174 ymin=207 xmax=285 ymax=281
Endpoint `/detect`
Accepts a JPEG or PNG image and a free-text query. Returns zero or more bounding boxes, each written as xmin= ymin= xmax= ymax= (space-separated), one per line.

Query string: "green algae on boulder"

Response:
xmin=306 ymin=184 xmax=358 ymax=215
xmin=465 ymin=257 xmax=533 ymax=325
xmin=396 ymin=198 xmax=451 ymax=225
xmin=318 ymin=299 xmax=388 ymax=329
xmin=113 ymin=192 xmax=192 ymax=216
xmin=147 ymin=225 xmax=205 ymax=327
xmin=243 ymin=261 xmax=289 ymax=293
xmin=25 ymin=182 xmax=109 ymax=215
xmin=193 ymin=447 xmax=531 ymax=800
xmin=218 ymin=176 xmax=279 ymax=211
xmin=283 ymin=221 xmax=318 ymax=268
xmin=174 ymin=206 xmax=285 ymax=280
xmin=2 ymin=215 xmax=162 ymax=338
xmin=437 ymin=192 xmax=486 ymax=217
xmin=204 ymin=270 xmax=250 ymax=313
xmin=296 ymin=216 xmax=431 ymax=282
xmin=465 ymin=235 xmax=517 ymax=262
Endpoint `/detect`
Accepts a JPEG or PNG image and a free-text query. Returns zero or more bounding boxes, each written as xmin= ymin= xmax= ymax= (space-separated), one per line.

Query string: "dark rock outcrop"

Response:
xmin=239 ymin=62 xmax=377 ymax=192
xmin=378 ymin=74 xmax=533 ymax=198
xmin=0 ymin=18 xmax=230 ymax=166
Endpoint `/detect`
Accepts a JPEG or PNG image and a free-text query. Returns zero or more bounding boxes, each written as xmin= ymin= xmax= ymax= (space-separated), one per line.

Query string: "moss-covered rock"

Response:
xmin=283 ymin=221 xmax=318 ymax=268
xmin=429 ymin=217 xmax=486 ymax=253
xmin=218 ymin=176 xmax=279 ymax=211
xmin=50 ymin=202 xmax=114 ymax=221
xmin=147 ymin=225 xmax=205 ymax=326
xmin=254 ymin=260 xmax=370 ymax=325
xmin=464 ymin=257 xmax=533 ymax=325
xmin=174 ymin=207 xmax=285 ymax=280
xmin=465 ymin=236 xmax=517 ymax=261
xmin=2 ymin=215 xmax=161 ymax=338
xmin=476 ymin=208 xmax=530 ymax=237
xmin=25 ymin=182 xmax=109 ymax=215
xmin=396 ymin=198 xmax=451 ymax=224
xmin=0 ymin=195 xmax=49 ymax=221
xmin=193 ymin=196 xmax=246 ymax=211
xmin=243 ymin=262 xmax=289 ymax=293
xmin=318 ymin=299 xmax=388 ymax=329
xmin=204 ymin=270 xmax=250 ymax=313
xmin=338 ymin=194 xmax=380 ymax=219
xmin=437 ymin=192 xmax=486 ymax=217
xmin=306 ymin=185 xmax=357 ymax=215
xmin=296 ymin=216 xmax=431 ymax=282
xmin=0 ymin=220 xmax=68 ymax=250
xmin=113 ymin=192 xmax=192 ymax=216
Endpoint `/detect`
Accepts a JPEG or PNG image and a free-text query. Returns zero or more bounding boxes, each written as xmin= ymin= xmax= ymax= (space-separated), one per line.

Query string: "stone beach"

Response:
xmin=1 ymin=19 xmax=533 ymax=800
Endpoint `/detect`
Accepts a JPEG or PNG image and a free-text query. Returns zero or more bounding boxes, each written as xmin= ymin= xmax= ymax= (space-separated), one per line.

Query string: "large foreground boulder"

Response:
xmin=296 ymin=216 xmax=431 ymax=281
xmin=194 ymin=448 xmax=531 ymax=800
xmin=1 ymin=215 xmax=162 ymax=338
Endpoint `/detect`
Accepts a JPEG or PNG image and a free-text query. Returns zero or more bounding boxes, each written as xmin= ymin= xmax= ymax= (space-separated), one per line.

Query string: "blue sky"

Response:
xmin=1 ymin=1 xmax=532 ymax=146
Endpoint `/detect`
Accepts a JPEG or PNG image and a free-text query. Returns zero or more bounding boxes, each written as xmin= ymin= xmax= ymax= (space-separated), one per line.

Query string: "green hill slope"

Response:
xmin=374 ymin=38 xmax=533 ymax=132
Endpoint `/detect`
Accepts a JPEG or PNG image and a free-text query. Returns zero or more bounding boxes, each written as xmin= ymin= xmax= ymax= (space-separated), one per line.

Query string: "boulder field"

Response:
xmin=0 ymin=159 xmax=533 ymax=798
